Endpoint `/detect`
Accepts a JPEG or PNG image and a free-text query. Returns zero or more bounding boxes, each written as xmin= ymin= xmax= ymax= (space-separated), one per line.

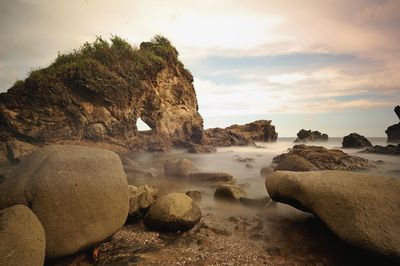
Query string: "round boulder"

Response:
xmin=214 ymin=184 xmax=247 ymax=201
xmin=0 ymin=205 xmax=45 ymax=266
xmin=274 ymin=154 xmax=319 ymax=172
xmin=0 ymin=145 xmax=129 ymax=258
xmin=144 ymin=193 xmax=201 ymax=232
xmin=342 ymin=133 xmax=373 ymax=148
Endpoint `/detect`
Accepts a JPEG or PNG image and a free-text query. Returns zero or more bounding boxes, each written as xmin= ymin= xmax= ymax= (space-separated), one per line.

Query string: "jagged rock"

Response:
xmin=386 ymin=106 xmax=400 ymax=143
xmin=206 ymin=120 xmax=278 ymax=146
xmin=188 ymin=172 xmax=233 ymax=183
xmin=342 ymin=133 xmax=372 ymax=148
xmin=186 ymin=190 xmax=202 ymax=201
xmin=0 ymin=145 xmax=129 ymax=258
xmin=214 ymin=184 xmax=247 ymax=201
xmin=127 ymin=185 xmax=158 ymax=222
xmin=362 ymin=144 xmax=400 ymax=155
xmin=274 ymin=154 xmax=319 ymax=172
xmin=273 ymin=144 xmax=374 ymax=170
xmin=164 ymin=158 xmax=196 ymax=178
xmin=144 ymin=193 xmax=201 ymax=232
xmin=0 ymin=205 xmax=46 ymax=266
xmin=187 ymin=143 xmax=216 ymax=153
xmin=294 ymin=129 xmax=328 ymax=143
xmin=265 ymin=171 xmax=400 ymax=257
xmin=0 ymin=36 xmax=207 ymax=152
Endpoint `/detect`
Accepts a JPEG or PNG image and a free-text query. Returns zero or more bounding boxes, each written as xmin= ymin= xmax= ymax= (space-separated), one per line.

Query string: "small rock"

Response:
xmin=239 ymin=197 xmax=270 ymax=208
xmin=188 ymin=172 xmax=233 ymax=182
xmin=144 ymin=193 xmax=201 ymax=232
xmin=0 ymin=205 xmax=46 ymax=266
xmin=185 ymin=190 xmax=202 ymax=201
xmin=127 ymin=185 xmax=158 ymax=222
xmin=164 ymin=158 xmax=196 ymax=178
xmin=214 ymin=184 xmax=247 ymax=201
xmin=294 ymin=129 xmax=328 ymax=143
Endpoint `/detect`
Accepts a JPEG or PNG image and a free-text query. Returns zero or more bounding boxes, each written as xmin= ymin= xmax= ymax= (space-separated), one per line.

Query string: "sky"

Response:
xmin=1 ymin=0 xmax=399 ymax=137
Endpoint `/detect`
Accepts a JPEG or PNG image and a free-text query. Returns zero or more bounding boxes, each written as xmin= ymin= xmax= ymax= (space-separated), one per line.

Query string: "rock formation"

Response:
xmin=386 ymin=105 xmax=400 ymax=143
xmin=0 ymin=36 xmax=206 ymax=152
xmin=206 ymin=120 xmax=278 ymax=146
xmin=362 ymin=144 xmax=400 ymax=156
xmin=0 ymin=145 xmax=129 ymax=258
xmin=273 ymin=144 xmax=375 ymax=170
xmin=342 ymin=133 xmax=372 ymax=148
xmin=294 ymin=129 xmax=328 ymax=143
xmin=265 ymin=171 xmax=400 ymax=257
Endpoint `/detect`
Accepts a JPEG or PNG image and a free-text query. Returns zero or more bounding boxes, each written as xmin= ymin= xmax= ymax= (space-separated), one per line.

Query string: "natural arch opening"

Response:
xmin=136 ymin=117 xmax=152 ymax=133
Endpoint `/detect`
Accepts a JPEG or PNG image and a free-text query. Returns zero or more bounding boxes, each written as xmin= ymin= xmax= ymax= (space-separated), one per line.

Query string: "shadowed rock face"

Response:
xmin=386 ymin=105 xmax=400 ymax=143
xmin=0 ymin=36 xmax=206 ymax=152
xmin=294 ymin=129 xmax=328 ymax=143
xmin=342 ymin=133 xmax=372 ymax=148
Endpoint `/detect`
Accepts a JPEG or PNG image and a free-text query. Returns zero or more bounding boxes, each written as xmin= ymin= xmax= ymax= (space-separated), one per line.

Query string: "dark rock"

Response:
xmin=362 ymin=144 xmax=400 ymax=155
xmin=273 ymin=144 xmax=375 ymax=170
xmin=206 ymin=120 xmax=278 ymax=147
xmin=187 ymin=143 xmax=216 ymax=153
xmin=0 ymin=36 xmax=207 ymax=152
xmin=144 ymin=193 xmax=201 ymax=232
xmin=214 ymin=184 xmax=247 ymax=201
xmin=185 ymin=190 xmax=202 ymax=201
xmin=188 ymin=172 xmax=233 ymax=183
xmin=239 ymin=196 xmax=270 ymax=208
xmin=127 ymin=185 xmax=158 ymax=222
xmin=266 ymin=171 xmax=400 ymax=257
xmin=395 ymin=105 xmax=400 ymax=120
xmin=294 ymin=129 xmax=328 ymax=143
xmin=386 ymin=124 xmax=400 ymax=143
xmin=342 ymin=133 xmax=372 ymax=148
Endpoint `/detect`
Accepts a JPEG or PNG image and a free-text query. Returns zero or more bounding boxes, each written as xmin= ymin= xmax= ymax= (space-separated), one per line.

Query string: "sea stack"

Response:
xmin=386 ymin=105 xmax=400 ymax=143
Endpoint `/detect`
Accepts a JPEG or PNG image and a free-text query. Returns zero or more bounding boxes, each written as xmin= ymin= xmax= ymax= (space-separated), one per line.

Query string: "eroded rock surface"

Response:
xmin=0 ymin=36 xmax=206 ymax=152
xmin=294 ymin=129 xmax=328 ymax=143
xmin=273 ymin=144 xmax=374 ymax=170
xmin=265 ymin=171 xmax=400 ymax=257
xmin=127 ymin=185 xmax=158 ymax=222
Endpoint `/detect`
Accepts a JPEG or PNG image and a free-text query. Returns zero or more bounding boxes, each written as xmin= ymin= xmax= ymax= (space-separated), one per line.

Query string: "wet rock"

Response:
xmin=214 ymin=184 xmax=247 ymax=201
xmin=0 ymin=205 xmax=45 ymax=266
xmin=342 ymin=133 xmax=372 ymax=148
xmin=187 ymin=143 xmax=216 ymax=153
xmin=362 ymin=144 xmax=400 ymax=155
xmin=164 ymin=158 xmax=196 ymax=178
xmin=188 ymin=172 xmax=233 ymax=183
xmin=0 ymin=145 xmax=129 ymax=258
xmin=206 ymin=120 xmax=278 ymax=146
xmin=239 ymin=196 xmax=270 ymax=208
xmin=260 ymin=166 xmax=274 ymax=178
xmin=273 ymin=144 xmax=374 ymax=170
xmin=266 ymin=170 xmax=400 ymax=257
xmin=294 ymin=129 xmax=328 ymax=143
xmin=386 ymin=106 xmax=400 ymax=143
xmin=186 ymin=190 xmax=202 ymax=201
xmin=274 ymin=154 xmax=319 ymax=172
xmin=127 ymin=185 xmax=158 ymax=222
xmin=144 ymin=193 xmax=201 ymax=232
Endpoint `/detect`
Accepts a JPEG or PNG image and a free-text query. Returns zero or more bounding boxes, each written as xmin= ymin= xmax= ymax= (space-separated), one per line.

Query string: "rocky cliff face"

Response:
xmin=0 ymin=36 xmax=206 ymax=151
xmin=386 ymin=105 xmax=400 ymax=143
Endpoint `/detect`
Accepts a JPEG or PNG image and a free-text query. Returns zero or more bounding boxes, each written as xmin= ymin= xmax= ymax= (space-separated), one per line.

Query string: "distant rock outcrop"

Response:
xmin=362 ymin=144 xmax=400 ymax=156
xmin=386 ymin=105 xmax=400 ymax=143
xmin=294 ymin=129 xmax=328 ymax=143
xmin=206 ymin=120 xmax=278 ymax=146
xmin=273 ymin=144 xmax=375 ymax=170
xmin=342 ymin=133 xmax=372 ymax=148
xmin=0 ymin=36 xmax=206 ymax=152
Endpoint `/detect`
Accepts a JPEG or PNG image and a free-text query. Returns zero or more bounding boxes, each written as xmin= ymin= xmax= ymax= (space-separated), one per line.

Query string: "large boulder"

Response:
xmin=0 ymin=145 xmax=129 ymax=258
xmin=386 ymin=105 xmax=400 ymax=143
xmin=294 ymin=129 xmax=328 ymax=143
xmin=164 ymin=158 xmax=196 ymax=178
xmin=273 ymin=144 xmax=374 ymax=170
xmin=265 ymin=171 xmax=400 ymax=257
xmin=274 ymin=154 xmax=319 ymax=172
xmin=127 ymin=185 xmax=158 ymax=222
xmin=0 ymin=205 xmax=46 ymax=266
xmin=144 ymin=193 xmax=201 ymax=232
xmin=342 ymin=133 xmax=372 ymax=148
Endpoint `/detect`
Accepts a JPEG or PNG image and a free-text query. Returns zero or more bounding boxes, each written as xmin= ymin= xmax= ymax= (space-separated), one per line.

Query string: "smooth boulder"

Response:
xmin=342 ymin=133 xmax=372 ymax=148
xmin=0 ymin=145 xmax=129 ymax=258
xmin=265 ymin=171 xmax=400 ymax=257
xmin=274 ymin=154 xmax=319 ymax=172
xmin=214 ymin=184 xmax=247 ymax=201
xmin=144 ymin=193 xmax=201 ymax=232
xmin=0 ymin=205 xmax=46 ymax=266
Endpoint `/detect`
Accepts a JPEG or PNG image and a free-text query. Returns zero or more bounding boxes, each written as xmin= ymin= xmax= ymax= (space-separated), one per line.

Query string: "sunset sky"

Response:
xmin=1 ymin=0 xmax=399 ymax=136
